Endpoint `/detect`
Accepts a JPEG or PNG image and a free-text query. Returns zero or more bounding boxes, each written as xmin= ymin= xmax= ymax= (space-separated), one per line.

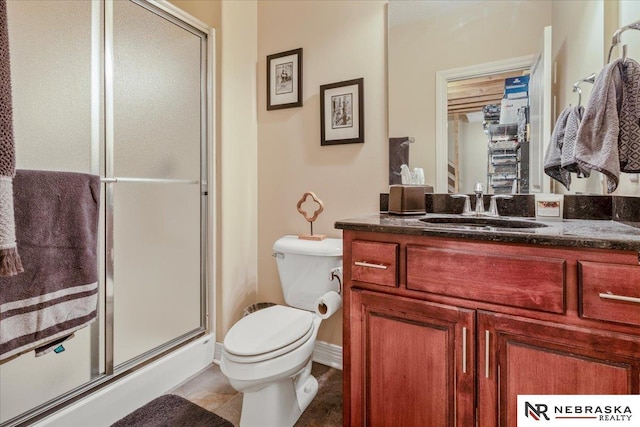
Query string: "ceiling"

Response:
xmin=447 ymin=69 xmax=529 ymax=118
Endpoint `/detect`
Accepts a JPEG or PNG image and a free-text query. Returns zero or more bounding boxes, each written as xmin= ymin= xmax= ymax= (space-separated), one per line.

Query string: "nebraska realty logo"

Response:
xmin=517 ymin=395 xmax=639 ymax=426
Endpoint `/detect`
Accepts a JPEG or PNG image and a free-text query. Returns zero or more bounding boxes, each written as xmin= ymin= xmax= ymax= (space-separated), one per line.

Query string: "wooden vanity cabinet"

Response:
xmin=477 ymin=312 xmax=640 ymax=427
xmin=342 ymin=231 xmax=640 ymax=427
xmin=349 ymin=290 xmax=475 ymax=426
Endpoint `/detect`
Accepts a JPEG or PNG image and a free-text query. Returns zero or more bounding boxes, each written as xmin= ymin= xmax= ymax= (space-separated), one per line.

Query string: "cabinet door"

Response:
xmin=478 ymin=311 xmax=640 ymax=427
xmin=349 ymin=290 xmax=475 ymax=427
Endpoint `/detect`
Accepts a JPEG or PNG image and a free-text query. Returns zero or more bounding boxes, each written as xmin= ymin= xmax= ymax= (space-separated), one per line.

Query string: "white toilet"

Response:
xmin=220 ymin=235 xmax=343 ymax=427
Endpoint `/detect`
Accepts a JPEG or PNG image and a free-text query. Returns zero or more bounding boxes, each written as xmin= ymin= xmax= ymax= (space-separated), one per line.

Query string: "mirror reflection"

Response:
xmin=388 ymin=0 xmax=640 ymax=196
xmin=446 ymin=68 xmax=531 ymax=194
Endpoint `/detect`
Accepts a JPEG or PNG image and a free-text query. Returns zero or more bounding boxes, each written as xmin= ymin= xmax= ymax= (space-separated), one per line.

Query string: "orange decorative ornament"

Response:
xmin=296 ymin=191 xmax=326 ymax=241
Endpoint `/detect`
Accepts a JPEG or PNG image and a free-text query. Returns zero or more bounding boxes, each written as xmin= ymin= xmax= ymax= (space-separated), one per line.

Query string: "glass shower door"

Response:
xmin=108 ymin=0 xmax=206 ymax=368
xmin=0 ymin=1 xmax=99 ymax=423
xmin=0 ymin=1 xmax=210 ymax=424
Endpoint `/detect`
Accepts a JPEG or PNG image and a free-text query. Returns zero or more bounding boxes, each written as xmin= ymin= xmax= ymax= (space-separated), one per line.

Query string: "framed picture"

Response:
xmin=267 ymin=48 xmax=302 ymax=110
xmin=320 ymin=78 xmax=364 ymax=145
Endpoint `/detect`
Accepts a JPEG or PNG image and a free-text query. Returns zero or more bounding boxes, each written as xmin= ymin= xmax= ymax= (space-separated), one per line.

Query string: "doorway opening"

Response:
xmin=446 ymin=69 xmax=530 ymax=194
xmin=435 ymin=56 xmax=534 ymax=193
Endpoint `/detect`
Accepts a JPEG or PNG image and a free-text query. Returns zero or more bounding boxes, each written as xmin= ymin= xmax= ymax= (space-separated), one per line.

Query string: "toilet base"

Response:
xmin=239 ymin=373 xmax=318 ymax=427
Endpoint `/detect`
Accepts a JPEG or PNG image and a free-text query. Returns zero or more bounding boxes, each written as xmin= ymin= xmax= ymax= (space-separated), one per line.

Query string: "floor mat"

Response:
xmin=111 ymin=394 xmax=234 ymax=427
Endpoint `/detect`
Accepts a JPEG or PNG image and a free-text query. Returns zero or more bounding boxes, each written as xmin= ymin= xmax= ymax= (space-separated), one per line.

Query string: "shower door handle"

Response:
xmin=100 ymin=177 xmax=199 ymax=184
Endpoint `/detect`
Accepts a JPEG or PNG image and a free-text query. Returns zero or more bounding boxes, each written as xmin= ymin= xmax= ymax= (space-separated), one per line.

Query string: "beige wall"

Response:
xmin=389 ymin=1 xmax=552 ymax=188
xmin=551 ymin=0 xmax=606 ymax=195
xmin=174 ymin=0 xmax=640 ymax=349
xmin=459 ymin=121 xmax=489 ymax=192
xmin=169 ymin=0 xmax=219 ymax=27
xmin=169 ymin=0 xmax=260 ymax=339
xmin=257 ymin=1 xmax=388 ymax=345
xmin=217 ymin=0 xmax=259 ymax=335
xmin=170 ymin=0 xmax=387 ymax=346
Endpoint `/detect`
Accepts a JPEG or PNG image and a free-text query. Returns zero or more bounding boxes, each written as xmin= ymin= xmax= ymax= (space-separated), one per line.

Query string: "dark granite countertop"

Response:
xmin=335 ymin=213 xmax=640 ymax=252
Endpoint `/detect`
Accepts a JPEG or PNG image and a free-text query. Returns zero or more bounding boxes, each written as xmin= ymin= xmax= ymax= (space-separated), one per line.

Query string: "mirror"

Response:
xmin=388 ymin=0 xmax=634 ymax=195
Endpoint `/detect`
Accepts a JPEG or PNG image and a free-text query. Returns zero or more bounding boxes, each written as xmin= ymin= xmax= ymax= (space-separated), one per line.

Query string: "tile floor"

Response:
xmin=170 ymin=362 xmax=343 ymax=427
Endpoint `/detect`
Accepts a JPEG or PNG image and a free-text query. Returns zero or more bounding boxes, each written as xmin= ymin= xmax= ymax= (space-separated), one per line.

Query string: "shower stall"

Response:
xmin=0 ymin=0 xmax=213 ymax=425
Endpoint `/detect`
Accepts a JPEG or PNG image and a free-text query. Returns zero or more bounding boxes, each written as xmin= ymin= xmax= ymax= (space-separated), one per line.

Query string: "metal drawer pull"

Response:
xmin=462 ymin=327 xmax=467 ymax=374
xmin=485 ymin=330 xmax=490 ymax=378
xmin=599 ymin=292 xmax=640 ymax=304
xmin=354 ymin=261 xmax=387 ymax=270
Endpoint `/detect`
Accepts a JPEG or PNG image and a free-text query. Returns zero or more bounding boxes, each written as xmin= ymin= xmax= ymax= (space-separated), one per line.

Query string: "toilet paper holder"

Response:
xmin=330 ymin=266 xmax=343 ymax=294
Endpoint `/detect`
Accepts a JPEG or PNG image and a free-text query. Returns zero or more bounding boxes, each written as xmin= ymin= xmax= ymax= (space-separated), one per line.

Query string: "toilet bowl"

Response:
xmin=221 ymin=306 xmax=322 ymax=426
xmin=220 ymin=236 xmax=342 ymax=427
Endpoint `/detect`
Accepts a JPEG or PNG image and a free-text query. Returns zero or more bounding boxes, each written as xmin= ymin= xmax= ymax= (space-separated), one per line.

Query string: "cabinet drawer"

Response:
xmin=351 ymin=240 xmax=398 ymax=287
xmin=579 ymin=261 xmax=640 ymax=327
xmin=406 ymin=245 xmax=566 ymax=313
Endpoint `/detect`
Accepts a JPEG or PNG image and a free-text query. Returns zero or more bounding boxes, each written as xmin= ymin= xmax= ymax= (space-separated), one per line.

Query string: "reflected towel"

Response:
xmin=560 ymin=105 xmax=590 ymax=181
xmin=0 ymin=170 xmax=100 ymax=362
xmin=543 ymin=107 xmax=571 ymax=189
xmin=389 ymin=137 xmax=410 ymax=185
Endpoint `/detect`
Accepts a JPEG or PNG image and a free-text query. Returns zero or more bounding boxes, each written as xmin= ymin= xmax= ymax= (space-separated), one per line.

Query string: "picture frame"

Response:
xmin=320 ymin=78 xmax=364 ymax=146
xmin=267 ymin=48 xmax=303 ymax=110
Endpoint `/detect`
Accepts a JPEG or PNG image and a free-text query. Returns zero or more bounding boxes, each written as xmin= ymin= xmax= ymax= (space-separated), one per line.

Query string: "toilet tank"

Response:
xmin=272 ymin=235 xmax=343 ymax=311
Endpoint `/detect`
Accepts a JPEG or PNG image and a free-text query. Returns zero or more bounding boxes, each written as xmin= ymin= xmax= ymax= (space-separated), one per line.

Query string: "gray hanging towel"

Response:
xmin=618 ymin=58 xmax=640 ymax=173
xmin=543 ymin=107 xmax=571 ymax=189
xmin=574 ymin=60 xmax=623 ymax=192
xmin=560 ymin=105 xmax=590 ymax=181
xmin=0 ymin=0 xmax=22 ymax=277
xmin=575 ymin=58 xmax=640 ymax=193
xmin=0 ymin=170 xmax=100 ymax=362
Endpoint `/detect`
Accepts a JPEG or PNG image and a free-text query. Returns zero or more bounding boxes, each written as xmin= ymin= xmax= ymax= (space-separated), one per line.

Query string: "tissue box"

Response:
xmin=389 ymin=185 xmax=430 ymax=215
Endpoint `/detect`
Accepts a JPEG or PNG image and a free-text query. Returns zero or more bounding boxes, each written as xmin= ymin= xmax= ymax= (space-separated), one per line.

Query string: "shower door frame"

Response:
xmin=103 ymin=0 xmax=212 ymax=376
xmin=0 ymin=1 xmax=215 ymax=426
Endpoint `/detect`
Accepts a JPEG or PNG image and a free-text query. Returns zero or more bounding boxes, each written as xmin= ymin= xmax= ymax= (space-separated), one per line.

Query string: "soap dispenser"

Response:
xmin=400 ymin=164 xmax=411 ymax=185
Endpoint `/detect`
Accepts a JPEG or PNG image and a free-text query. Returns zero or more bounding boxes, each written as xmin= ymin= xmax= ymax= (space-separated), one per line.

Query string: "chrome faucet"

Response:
xmin=450 ymin=182 xmax=513 ymax=217
xmin=450 ymin=194 xmax=472 ymax=215
xmin=487 ymin=194 xmax=513 ymax=217
xmin=473 ymin=182 xmax=485 ymax=215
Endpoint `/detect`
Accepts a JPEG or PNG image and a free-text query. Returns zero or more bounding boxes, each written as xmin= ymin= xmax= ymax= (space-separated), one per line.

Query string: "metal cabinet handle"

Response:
xmin=599 ymin=292 xmax=640 ymax=304
xmin=485 ymin=330 xmax=490 ymax=378
xmin=354 ymin=261 xmax=387 ymax=270
xmin=462 ymin=327 xmax=467 ymax=374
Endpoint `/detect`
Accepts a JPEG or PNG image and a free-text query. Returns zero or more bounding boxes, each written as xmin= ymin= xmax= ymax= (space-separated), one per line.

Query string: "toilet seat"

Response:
xmin=223 ymin=305 xmax=314 ymax=363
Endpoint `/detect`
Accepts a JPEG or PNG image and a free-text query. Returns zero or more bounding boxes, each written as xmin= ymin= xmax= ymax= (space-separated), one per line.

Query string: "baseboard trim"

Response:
xmin=313 ymin=340 xmax=343 ymax=370
xmin=214 ymin=340 xmax=342 ymax=370
xmin=34 ymin=334 xmax=215 ymax=427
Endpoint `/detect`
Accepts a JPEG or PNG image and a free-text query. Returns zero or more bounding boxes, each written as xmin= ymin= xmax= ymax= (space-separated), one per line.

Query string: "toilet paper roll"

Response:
xmin=315 ymin=291 xmax=342 ymax=319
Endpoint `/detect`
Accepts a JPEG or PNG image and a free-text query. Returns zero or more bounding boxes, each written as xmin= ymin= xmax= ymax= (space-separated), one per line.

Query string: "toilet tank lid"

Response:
xmin=273 ymin=235 xmax=342 ymax=256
